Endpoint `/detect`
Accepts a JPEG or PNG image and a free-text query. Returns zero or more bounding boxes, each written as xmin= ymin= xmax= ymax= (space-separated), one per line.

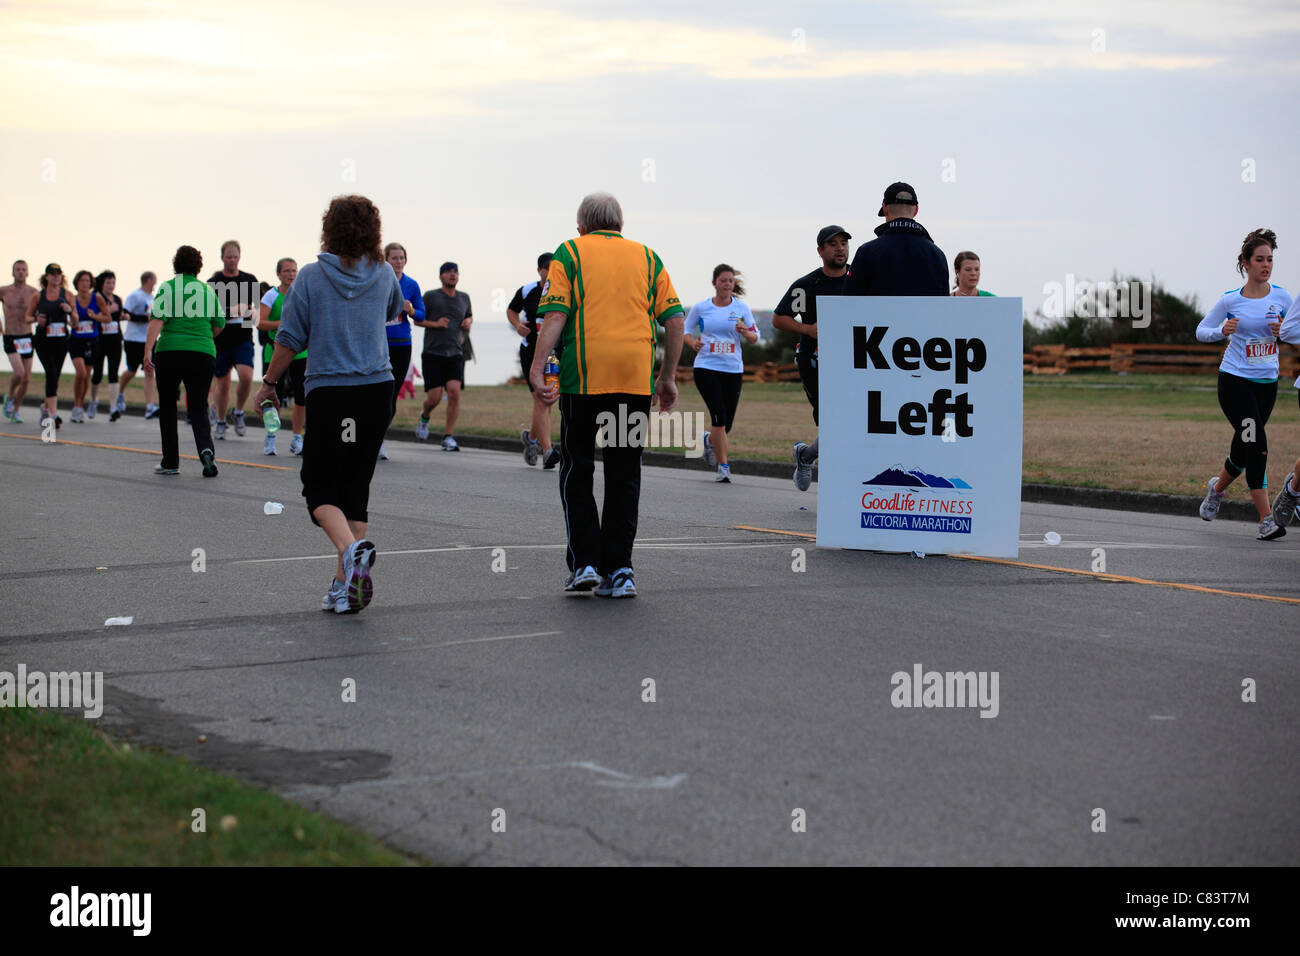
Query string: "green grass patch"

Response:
xmin=0 ymin=708 xmax=417 ymax=866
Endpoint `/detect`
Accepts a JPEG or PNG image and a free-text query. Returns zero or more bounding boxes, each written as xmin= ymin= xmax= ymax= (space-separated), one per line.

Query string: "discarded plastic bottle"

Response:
xmin=263 ymin=501 xmax=285 ymax=515
xmin=260 ymin=399 xmax=281 ymax=435
xmin=544 ymin=352 xmax=559 ymax=391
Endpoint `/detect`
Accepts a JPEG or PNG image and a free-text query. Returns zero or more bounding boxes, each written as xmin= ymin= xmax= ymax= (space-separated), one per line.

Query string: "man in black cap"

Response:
xmin=772 ymin=224 xmax=852 ymax=491
xmin=416 ymin=261 xmax=472 ymax=450
xmin=844 ymin=182 xmax=947 ymax=296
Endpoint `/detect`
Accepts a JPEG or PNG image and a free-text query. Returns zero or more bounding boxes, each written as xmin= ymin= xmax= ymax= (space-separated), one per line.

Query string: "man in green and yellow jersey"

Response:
xmin=531 ymin=192 xmax=685 ymax=599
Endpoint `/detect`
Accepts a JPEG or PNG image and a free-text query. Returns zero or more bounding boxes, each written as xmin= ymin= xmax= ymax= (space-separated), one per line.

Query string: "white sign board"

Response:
xmin=815 ymin=296 xmax=1023 ymax=558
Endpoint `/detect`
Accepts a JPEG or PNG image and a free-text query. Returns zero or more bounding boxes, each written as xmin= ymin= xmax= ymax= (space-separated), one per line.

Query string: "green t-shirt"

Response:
xmin=978 ymin=290 xmax=995 ymax=296
xmin=262 ymin=289 xmax=307 ymax=365
xmin=152 ymin=275 xmax=224 ymax=356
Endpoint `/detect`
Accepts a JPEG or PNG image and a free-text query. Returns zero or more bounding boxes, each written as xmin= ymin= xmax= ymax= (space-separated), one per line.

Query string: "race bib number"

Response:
xmin=77 ymin=320 xmax=95 ymax=334
xmin=45 ymin=324 xmax=66 ymax=337
xmin=386 ymin=315 xmax=403 ymax=326
xmin=101 ymin=321 xmax=119 ymax=335
xmin=707 ymin=339 xmax=736 ymax=355
xmin=15 ymin=337 xmax=32 ymax=355
xmin=1245 ymin=338 xmax=1278 ymax=364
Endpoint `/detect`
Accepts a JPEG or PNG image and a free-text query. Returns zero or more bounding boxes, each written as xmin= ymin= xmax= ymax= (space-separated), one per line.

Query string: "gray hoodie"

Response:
xmin=276 ymin=253 xmax=401 ymax=395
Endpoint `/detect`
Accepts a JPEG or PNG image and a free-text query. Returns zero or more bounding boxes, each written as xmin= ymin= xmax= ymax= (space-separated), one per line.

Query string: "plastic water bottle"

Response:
xmin=544 ymin=351 xmax=559 ymax=391
xmin=263 ymin=502 xmax=285 ymax=515
xmin=260 ymin=399 xmax=281 ymax=435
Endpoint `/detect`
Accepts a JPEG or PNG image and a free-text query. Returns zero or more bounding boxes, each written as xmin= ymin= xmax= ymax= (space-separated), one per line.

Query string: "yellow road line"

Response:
xmin=733 ymin=525 xmax=1300 ymax=606
xmin=0 ymin=431 xmax=295 ymax=471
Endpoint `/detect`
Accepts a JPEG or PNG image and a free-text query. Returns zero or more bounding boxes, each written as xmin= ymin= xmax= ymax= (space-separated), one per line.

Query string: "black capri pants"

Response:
xmin=387 ymin=343 xmax=411 ymax=423
xmin=1217 ymin=371 xmax=1277 ymax=490
xmin=34 ymin=335 xmax=69 ymax=398
xmin=92 ymin=335 xmax=122 ymax=385
xmin=693 ymin=366 xmax=744 ymax=432
xmin=301 ymin=381 xmax=391 ymax=525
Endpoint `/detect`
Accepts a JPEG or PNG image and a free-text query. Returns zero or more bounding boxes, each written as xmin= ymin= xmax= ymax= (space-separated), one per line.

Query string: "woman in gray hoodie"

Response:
xmin=254 ymin=195 xmax=403 ymax=614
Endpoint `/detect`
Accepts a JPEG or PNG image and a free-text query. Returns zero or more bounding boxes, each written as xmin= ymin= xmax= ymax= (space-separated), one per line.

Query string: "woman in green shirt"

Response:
xmin=143 ymin=245 xmax=225 ymax=476
xmin=951 ymin=251 xmax=995 ymax=297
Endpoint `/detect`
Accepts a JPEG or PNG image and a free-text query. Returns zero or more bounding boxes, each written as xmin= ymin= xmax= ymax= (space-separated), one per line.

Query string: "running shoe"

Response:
xmin=595 ymin=567 xmax=637 ymax=599
xmin=415 ymin=416 xmax=430 ymax=441
xmin=377 ymin=442 xmax=389 ymax=461
xmin=233 ymin=410 xmax=246 ymax=436
xmin=522 ymin=429 xmax=540 ymax=466
xmin=116 ymin=393 xmax=126 ymax=414
xmin=543 ymin=447 xmax=561 ymax=469
xmin=793 ymin=441 xmax=813 ymax=492
xmin=289 ymin=434 xmax=303 ymax=456
xmin=703 ymin=432 xmax=717 ymax=468
xmin=442 ymin=435 xmax=460 ymax=452
xmin=71 ymin=405 xmax=85 ymax=423
xmin=153 ymin=463 xmax=179 ymax=475
xmin=109 ymin=407 xmax=121 ymax=422
xmin=86 ymin=400 xmax=96 ymax=419
xmin=200 ymin=448 xmax=218 ymax=477
xmin=715 ymin=463 xmax=731 ymax=483
xmin=1271 ymin=471 xmax=1299 ymax=529
xmin=144 ymin=403 xmax=158 ymax=420
xmin=1198 ymin=476 xmax=1224 ymax=521
xmin=263 ymin=434 xmax=277 ymax=456
xmin=341 ymin=538 xmax=377 ymax=612
xmin=215 ymin=420 xmax=227 ymax=440
xmin=321 ymin=577 xmax=350 ymax=614
xmin=1257 ymin=516 xmax=1286 ymax=541
xmin=564 ymin=565 xmax=600 ymax=592
xmin=8 ymin=412 xmax=22 ymax=424
xmin=3 ymin=396 xmax=12 ymax=418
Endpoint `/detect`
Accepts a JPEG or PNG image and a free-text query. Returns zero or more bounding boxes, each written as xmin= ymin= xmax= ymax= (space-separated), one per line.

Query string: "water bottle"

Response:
xmin=544 ymin=351 xmax=559 ymax=391
xmin=263 ymin=502 xmax=285 ymax=515
xmin=260 ymin=399 xmax=281 ymax=435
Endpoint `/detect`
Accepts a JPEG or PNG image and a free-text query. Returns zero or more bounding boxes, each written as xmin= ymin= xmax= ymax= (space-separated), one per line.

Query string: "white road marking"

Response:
xmin=232 ymin=540 xmax=787 ymax=565
xmin=282 ymin=760 xmax=687 ymax=798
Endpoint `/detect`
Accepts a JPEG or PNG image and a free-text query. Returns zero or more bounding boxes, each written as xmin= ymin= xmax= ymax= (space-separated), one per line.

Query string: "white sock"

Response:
xmin=109 ymin=384 xmax=119 ymax=406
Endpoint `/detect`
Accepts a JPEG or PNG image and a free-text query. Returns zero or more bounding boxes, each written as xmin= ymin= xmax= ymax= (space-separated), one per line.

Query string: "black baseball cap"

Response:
xmin=816 ymin=225 xmax=851 ymax=246
xmin=44 ymin=262 xmax=63 ymax=274
xmin=537 ymin=252 xmax=553 ymax=269
xmin=439 ymin=261 xmax=458 ymax=274
xmin=877 ymin=182 xmax=918 ymax=216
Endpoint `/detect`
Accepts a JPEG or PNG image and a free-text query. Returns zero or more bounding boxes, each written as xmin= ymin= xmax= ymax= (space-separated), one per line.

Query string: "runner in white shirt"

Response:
xmin=1194 ymin=228 xmax=1293 ymax=540
xmin=119 ymin=272 xmax=159 ymax=418
xmin=684 ymin=264 xmax=759 ymax=482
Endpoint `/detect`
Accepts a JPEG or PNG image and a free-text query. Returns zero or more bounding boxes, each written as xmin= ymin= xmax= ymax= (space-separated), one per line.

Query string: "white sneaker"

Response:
xmin=143 ymin=403 xmax=159 ymax=420
xmin=522 ymin=429 xmax=540 ymax=466
xmin=1198 ymin=476 xmax=1224 ymax=521
xmin=595 ymin=567 xmax=637 ymax=598
xmin=1271 ymin=471 xmax=1299 ymax=528
xmin=793 ymin=442 xmax=813 ymax=492
xmin=263 ymin=434 xmax=277 ymax=456
xmin=715 ymin=464 xmax=731 ymax=483
xmin=116 ymin=394 xmax=126 ymax=413
xmin=442 ymin=435 xmax=460 ymax=451
xmin=71 ymin=406 xmax=85 ymax=423
xmin=703 ymin=432 xmax=717 ymax=468
xmin=233 ymin=410 xmax=246 ymax=437
xmin=86 ymin=401 xmax=97 ymax=419
xmin=2 ymin=396 xmax=12 ymax=418
xmin=564 ymin=565 xmax=600 ymax=592
xmin=377 ymin=442 xmax=390 ymax=461
xmin=321 ymin=577 xmax=350 ymax=614
xmin=214 ymin=420 xmax=227 ymax=440
xmin=1258 ymin=516 xmax=1286 ymax=541
xmin=416 ymin=417 xmax=430 ymax=441
xmin=289 ymin=434 xmax=303 ymax=456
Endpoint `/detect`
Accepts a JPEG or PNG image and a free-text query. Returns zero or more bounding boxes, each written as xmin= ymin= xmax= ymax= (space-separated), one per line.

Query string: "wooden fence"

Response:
xmin=1024 ymin=343 xmax=1300 ymax=376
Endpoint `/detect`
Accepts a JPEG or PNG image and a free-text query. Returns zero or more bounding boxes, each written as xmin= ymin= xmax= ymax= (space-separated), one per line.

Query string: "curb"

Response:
xmin=16 ymin=398 xmax=1265 ymax=523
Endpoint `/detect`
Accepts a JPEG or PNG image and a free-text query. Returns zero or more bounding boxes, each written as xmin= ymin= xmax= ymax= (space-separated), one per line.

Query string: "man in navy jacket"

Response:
xmin=845 ymin=182 xmax=948 ymax=296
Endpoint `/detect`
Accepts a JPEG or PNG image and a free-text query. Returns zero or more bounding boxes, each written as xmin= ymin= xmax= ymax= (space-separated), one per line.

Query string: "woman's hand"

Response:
xmin=142 ymin=350 xmax=154 ymax=373
xmin=1222 ymin=318 xmax=1238 ymax=335
xmin=1268 ymin=320 xmax=1281 ymax=337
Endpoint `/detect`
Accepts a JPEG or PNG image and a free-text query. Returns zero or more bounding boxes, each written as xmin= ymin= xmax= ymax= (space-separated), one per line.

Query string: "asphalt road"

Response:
xmin=1 ymin=413 xmax=1295 ymax=865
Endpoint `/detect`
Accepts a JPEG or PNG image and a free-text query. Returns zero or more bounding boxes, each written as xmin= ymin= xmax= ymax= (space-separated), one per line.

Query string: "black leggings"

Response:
xmin=34 ymin=336 xmax=68 ymax=399
xmin=302 ymin=382 xmax=390 ymax=524
xmin=388 ymin=344 xmax=411 ymax=424
xmin=693 ymin=366 xmax=743 ymax=432
xmin=91 ymin=335 xmax=122 ymax=385
xmin=1217 ymin=371 xmax=1276 ymax=490
xmin=154 ymin=350 xmax=214 ymax=469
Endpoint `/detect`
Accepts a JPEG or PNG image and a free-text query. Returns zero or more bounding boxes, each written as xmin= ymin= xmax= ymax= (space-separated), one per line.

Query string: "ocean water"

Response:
xmin=460 ymin=321 xmax=528 ymax=387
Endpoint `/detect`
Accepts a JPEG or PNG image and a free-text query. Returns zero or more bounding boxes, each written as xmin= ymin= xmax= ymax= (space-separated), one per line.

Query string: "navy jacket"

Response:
xmin=845 ymin=218 xmax=948 ymax=296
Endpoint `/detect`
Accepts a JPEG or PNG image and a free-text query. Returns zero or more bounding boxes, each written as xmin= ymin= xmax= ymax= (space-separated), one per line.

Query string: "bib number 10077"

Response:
xmin=1245 ymin=339 xmax=1278 ymax=363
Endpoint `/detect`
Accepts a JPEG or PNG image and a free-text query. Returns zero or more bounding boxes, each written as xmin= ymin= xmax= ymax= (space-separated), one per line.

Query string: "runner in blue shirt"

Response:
xmin=379 ymin=242 xmax=423 ymax=460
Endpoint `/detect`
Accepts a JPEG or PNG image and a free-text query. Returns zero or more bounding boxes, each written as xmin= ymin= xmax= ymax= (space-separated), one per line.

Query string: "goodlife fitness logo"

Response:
xmin=860 ymin=465 xmax=974 ymax=534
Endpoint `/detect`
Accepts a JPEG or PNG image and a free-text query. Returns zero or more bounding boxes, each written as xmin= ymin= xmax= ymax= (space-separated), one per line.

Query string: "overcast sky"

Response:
xmin=3 ymin=0 xmax=1298 ymax=354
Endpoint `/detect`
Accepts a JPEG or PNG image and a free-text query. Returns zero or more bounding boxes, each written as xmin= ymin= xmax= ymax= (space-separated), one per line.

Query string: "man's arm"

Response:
xmin=655 ymin=315 xmax=685 ymax=413
xmin=529 ymin=311 xmax=566 ymax=406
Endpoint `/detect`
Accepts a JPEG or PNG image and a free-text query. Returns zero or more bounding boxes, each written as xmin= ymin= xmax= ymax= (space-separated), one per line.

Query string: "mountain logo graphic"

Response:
xmin=863 ymin=465 xmax=972 ymax=489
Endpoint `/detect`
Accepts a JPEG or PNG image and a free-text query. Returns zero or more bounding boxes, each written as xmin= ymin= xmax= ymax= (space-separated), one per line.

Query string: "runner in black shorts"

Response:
xmin=119 ymin=272 xmax=158 ymax=419
xmin=507 ymin=253 xmax=560 ymax=467
xmin=416 ymin=262 xmax=471 ymax=450
xmin=207 ymin=240 xmax=259 ymax=439
xmin=68 ymin=270 xmax=109 ymax=422
xmin=3 ymin=260 xmax=36 ymax=423
xmin=772 ymin=224 xmax=851 ymax=491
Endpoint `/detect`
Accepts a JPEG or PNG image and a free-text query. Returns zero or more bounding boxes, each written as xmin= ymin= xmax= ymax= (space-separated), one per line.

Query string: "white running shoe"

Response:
xmin=1271 ymin=471 xmax=1299 ymax=529
xmin=214 ymin=420 xmax=227 ymax=440
xmin=564 ymin=565 xmax=600 ymax=592
xmin=86 ymin=401 xmax=96 ymax=419
xmin=143 ymin=403 xmax=159 ymax=420
xmin=522 ymin=429 xmax=540 ymax=466
xmin=289 ymin=434 xmax=303 ymax=456
xmin=1198 ymin=476 xmax=1224 ymax=521
xmin=233 ymin=410 xmax=246 ymax=436
xmin=321 ymin=577 xmax=350 ymax=614
xmin=715 ymin=463 xmax=731 ymax=483
xmin=595 ymin=567 xmax=637 ymax=598
xmin=703 ymin=432 xmax=717 ymax=468
xmin=793 ymin=442 xmax=813 ymax=492
xmin=1258 ymin=516 xmax=1286 ymax=541
xmin=416 ymin=417 xmax=430 ymax=441
xmin=71 ymin=406 xmax=85 ymax=423
xmin=116 ymin=393 xmax=126 ymax=414
xmin=442 ymin=435 xmax=460 ymax=451
xmin=377 ymin=442 xmax=390 ymax=461
xmin=263 ymin=434 xmax=277 ymax=456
